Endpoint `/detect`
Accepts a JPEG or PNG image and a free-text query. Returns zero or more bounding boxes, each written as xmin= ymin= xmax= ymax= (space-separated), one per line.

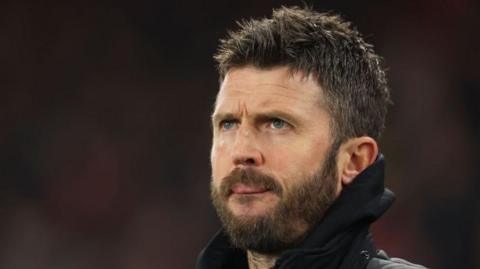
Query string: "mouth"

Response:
xmin=229 ymin=183 xmax=270 ymax=196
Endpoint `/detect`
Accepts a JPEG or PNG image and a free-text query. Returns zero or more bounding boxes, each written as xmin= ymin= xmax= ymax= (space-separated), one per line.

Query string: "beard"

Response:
xmin=210 ymin=143 xmax=339 ymax=254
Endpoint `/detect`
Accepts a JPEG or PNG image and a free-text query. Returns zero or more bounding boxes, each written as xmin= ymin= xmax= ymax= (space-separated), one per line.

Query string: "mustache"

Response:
xmin=219 ymin=168 xmax=283 ymax=198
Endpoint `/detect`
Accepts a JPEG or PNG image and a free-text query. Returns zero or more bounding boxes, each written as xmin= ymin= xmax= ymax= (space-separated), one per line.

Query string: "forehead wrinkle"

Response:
xmin=237 ymin=100 xmax=249 ymax=117
xmin=214 ymin=88 xmax=321 ymax=121
xmin=212 ymin=100 xmax=250 ymax=119
xmin=215 ymin=67 xmax=326 ymax=116
xmin=260 ymin=80 xmax=322 ymax=99
xmin=259 ymin=91 xmax=310 ymax=104
xmin=229 ymin=84 xmax=318 ymax=103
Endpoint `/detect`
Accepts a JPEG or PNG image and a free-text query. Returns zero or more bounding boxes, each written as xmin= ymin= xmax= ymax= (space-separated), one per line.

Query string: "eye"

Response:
xmin=220 ymin=120 xmax=237 ymax=131
xmin=270 ymin=118 xmax=288 ymax=129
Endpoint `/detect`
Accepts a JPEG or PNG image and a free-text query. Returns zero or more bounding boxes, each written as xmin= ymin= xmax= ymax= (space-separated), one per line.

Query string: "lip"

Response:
xmin=230 ymin=184 xmax=269 ymax=195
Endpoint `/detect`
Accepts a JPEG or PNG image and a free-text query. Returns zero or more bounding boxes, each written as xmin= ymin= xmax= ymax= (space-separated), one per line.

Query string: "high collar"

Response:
xmin=296 ymin=154 xmax=394 ymax=250
xmin=196 ymin=154 xmax=395 ymax=269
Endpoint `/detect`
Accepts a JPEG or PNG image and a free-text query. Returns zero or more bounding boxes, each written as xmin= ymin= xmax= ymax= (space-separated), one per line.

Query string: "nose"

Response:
xmin=231 ymin=127 xmax=264 ymax=167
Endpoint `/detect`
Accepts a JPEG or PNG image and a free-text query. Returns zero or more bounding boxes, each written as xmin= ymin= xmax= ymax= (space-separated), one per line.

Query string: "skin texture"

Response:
xmin=211 ymin=66 xmax=334 ymax=215
xmin=210 ymin=65 xmax=378 ymax=269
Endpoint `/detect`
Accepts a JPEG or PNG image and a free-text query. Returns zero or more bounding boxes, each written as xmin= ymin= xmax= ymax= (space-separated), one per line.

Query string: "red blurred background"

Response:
xmin=0 ymin=0 xmax=479 ymax=268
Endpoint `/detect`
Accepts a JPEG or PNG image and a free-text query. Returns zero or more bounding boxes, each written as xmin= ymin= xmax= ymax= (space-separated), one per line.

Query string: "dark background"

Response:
xmin=0 ymin=0 xmax=479 ymax=268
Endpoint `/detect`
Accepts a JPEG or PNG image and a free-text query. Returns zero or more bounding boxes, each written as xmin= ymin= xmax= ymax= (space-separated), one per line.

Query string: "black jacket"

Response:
xmin=196 ymin=155 xmax=427 ymax=269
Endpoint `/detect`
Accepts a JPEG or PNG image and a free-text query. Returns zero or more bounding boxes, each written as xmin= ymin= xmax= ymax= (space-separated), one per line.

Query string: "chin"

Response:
xmin=228 ymin=196 xmax=278 ymax=218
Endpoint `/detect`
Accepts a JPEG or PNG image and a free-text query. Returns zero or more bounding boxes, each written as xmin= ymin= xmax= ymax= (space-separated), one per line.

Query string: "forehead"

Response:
xmin=215 ymin=66 xmax=325 ymax=111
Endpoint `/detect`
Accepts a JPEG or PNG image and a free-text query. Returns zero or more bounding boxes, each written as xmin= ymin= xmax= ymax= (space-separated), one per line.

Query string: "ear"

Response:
xmin=336 ymin=136 xmax=378 ymax=186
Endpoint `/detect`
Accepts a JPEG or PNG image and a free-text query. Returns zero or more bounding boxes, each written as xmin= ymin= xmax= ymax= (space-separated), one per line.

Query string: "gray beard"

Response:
xmin=210 ymin=144 xmax=339 ymax=254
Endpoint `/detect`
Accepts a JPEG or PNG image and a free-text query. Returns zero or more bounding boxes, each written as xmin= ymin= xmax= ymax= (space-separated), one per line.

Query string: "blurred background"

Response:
xmin=0 ymin=0 xmax=479 ymax=268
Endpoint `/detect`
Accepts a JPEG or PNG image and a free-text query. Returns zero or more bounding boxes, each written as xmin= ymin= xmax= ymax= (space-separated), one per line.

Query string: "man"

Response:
xmin=197 ymin=6 xmax=427 ymax=269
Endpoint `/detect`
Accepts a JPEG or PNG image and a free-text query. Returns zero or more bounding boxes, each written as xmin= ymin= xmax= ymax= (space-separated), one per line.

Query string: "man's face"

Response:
xmin=210 ymin=66 xmax=339 ymax=253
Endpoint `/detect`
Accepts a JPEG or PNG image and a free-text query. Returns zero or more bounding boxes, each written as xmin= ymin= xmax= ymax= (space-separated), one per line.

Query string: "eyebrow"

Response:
xmin=255 ymin=110 xmax=299 ymax=125
xmin=211 ymin=112 xmax=237 ymax=127
xmin=211 ymin=110 xmax=300 ymax=127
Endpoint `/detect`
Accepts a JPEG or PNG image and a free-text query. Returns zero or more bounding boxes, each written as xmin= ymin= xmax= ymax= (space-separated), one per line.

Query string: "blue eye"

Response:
xmin=220 ymin=120 xmax=236 ymax=130
xmin=271 ymin=119 xmax=286 ymax=129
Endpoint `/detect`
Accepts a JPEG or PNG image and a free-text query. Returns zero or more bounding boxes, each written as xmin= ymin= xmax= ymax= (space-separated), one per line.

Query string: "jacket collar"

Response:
xmin=298 ymin=154 xmax=394 ymax=250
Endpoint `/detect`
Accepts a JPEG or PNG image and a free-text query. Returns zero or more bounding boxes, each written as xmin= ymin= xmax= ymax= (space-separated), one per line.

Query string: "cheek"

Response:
xmin=301 ymin=139 xmax=330 ymax=169
xmin=267 ymin=137 xmax=330 ymax=180
xmin=211 ymin=138 xmax=231 ymax=184
xmin=275 ymin=141 xmax=309 ymax=165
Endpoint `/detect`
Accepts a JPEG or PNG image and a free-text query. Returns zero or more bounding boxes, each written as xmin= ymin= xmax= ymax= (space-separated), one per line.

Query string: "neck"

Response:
xmin=247 ymin=250 xmax=278 ymax=269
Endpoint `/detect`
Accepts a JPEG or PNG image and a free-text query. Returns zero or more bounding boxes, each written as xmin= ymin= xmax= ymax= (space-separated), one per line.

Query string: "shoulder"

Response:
xmin=366 ymin=250 xmax=429 ymax=269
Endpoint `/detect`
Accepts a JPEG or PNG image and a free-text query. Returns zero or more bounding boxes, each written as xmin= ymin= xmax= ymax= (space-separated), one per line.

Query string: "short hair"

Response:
xmin=214 ymin=6 xmax=391 ymax=143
